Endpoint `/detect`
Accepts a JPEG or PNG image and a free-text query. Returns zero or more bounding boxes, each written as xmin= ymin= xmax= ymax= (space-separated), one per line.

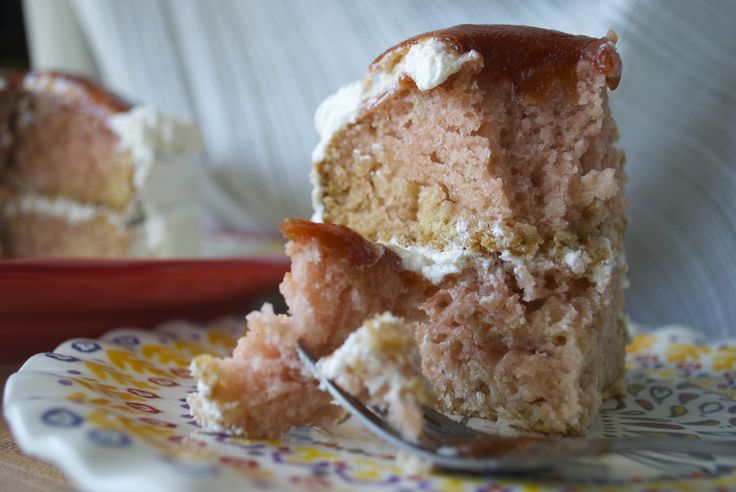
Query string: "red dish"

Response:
xmin=0 ymin=256 xmax=289 ymax=362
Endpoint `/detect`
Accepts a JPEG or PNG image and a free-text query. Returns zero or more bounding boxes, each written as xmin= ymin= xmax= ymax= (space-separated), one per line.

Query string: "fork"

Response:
xmin=296 ymin=341 xmax=736 ymax=472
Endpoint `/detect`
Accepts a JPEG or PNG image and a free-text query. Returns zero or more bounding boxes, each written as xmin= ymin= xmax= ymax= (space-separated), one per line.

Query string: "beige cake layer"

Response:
xmin=2 ymin=205 xmax=130 ymax=258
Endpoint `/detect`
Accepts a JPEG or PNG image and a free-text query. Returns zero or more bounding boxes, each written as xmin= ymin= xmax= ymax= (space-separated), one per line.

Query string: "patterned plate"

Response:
xmin=4 ymin=322 xmax=736 ymax=492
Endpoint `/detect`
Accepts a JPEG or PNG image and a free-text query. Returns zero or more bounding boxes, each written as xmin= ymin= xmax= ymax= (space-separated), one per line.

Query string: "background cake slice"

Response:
xmin=0 ymin=70 xmax=202 ymax=258
xmin=311 ymin=25 xmax=628 ymax=434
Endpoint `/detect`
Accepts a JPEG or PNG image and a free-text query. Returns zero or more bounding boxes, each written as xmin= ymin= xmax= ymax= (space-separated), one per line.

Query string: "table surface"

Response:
xmin=1 ymin=367 xmax=75 ymax=492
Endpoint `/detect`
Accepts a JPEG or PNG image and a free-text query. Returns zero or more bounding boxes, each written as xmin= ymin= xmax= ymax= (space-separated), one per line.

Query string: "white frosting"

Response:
xmin=4 ymin=194 xmax=110 ymax=224
xmin=312 ymin=80 xmax=364 ymax=164
xmin=109 ymin=106 xmax=202 ymax=188
xmin=379 ymin=221 xmax=480 ymax=284
xmin=499 ymin=250 xmax=539 ymax=301
xmin=129 ymin=202 xmax=200 ymax=258
xmin=591 ymin=238 xmax=615 ymax=293
xmin=309 ymin=166 xmax=325 ymax=223
xmin=22 ymin=73 xmax=84 ymax=98
xmin=385 ymin=226 xmax=614 ymax=293
xmin=385 ymin=242 xmax=478 ymax=285
xmin=401 ymin=38 xmax=480 ymax=91
xmin=109 ymin=106 xmax=202 ymax=189
xmin=563 ymin=249 xmax=590 ymax=274
xmin=310 ymin=38 xmax=480 ymax=220
xmin=2 ymin=192 xmax=202 ymax=258
xmin=109 ymin=106 xmax=203 ymax=257
xmin=317 ymin=313 xmax=405 ymax=381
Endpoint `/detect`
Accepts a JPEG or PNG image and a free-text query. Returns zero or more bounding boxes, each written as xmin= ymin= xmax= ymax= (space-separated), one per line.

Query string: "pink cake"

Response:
xmin=190 ymin=24 xmax=628 ymax=437
xmin=188 ymin=219 xmax=428 ymax=437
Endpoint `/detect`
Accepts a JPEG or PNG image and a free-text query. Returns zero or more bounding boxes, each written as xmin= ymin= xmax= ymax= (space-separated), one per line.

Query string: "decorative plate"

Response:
xmin=4 ymin=322 xmax=736 ymax=492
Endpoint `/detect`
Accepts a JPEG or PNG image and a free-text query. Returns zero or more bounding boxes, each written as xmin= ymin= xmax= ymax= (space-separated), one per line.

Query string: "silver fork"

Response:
xmin=296 ymin=341 xmax=736 ymax=472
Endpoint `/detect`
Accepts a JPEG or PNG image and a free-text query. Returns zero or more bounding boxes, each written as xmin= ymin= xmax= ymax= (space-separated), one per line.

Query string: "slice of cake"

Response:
xmin=0 ymin=70 xmax=202 ymax=258
xmin=188 ymin=218 xmax=429 ymax=437
xmin=311 ymin=25 xmax=627 ymax=434
xmin=190 ymin=24 xmax=628 ymax=438
xmin=316 ymin=313 xmax=434 ymax=442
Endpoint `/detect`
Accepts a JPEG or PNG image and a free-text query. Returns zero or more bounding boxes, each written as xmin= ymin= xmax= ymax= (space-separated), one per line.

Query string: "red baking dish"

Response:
xmin=0 ymin=256 xmax=289 ymax=362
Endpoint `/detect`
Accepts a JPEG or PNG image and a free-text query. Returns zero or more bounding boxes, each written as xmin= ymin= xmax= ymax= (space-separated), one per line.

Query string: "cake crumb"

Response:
xmin=317 ymin=313 xmax=434 ymax=442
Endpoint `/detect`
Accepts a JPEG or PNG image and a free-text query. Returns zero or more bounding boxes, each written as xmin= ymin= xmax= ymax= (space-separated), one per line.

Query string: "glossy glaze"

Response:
xmin=281 ymin=218 xmax=404 ymax=271
xmin=0 ymin=69 xmax=132 ymax=114
xmin=374 ymin=24 xmax=621 ymax=97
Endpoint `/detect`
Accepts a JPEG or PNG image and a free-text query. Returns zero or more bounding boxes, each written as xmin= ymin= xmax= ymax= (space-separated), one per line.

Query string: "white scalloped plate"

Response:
xmin=4 ymin=321 xmax=736 ymax=492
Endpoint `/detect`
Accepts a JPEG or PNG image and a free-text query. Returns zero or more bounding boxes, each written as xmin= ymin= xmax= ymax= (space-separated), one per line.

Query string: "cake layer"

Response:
xmin=1 ymin=191 xmax=201 ymax=258
xmin=2 ymin=195 xmax=130 ymax=257
xmin=191 ymin=219 xmax=625 ymax=435
xmin=416 ymin=255 xmax=626 ymax=432
xmin=312 ymin=25 xmax=625 ymax=265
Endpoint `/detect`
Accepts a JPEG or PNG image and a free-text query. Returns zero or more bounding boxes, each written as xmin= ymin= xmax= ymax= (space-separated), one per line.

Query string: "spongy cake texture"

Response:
xmin=312 ymin=25 xmax=627 ymax=433
xmin=317 ymin=313 xmax=434 ymax=441
xmin=190 ymin=25 xmax=628 ymax=437
xmin=188 ymin=219 xmax=429 ymax=437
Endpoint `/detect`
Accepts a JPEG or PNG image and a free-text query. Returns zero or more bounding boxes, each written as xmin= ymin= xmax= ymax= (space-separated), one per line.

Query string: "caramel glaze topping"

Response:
xmin=0 ymin=69 xmax=132 ymax=115
xmin=373 ymin=24 xmax=622 ymax=98
xmin=281 ymin=218 xmax=404 ymax=270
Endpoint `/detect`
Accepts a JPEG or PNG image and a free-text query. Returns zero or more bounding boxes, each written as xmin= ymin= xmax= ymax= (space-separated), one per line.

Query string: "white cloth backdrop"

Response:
xmin=23 ymin=0 xmax=736 ymax=339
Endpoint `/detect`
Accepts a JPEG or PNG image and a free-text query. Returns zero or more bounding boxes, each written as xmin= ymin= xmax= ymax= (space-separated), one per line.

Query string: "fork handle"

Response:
xmin=606 ymin=438 xmax=736 ymax=456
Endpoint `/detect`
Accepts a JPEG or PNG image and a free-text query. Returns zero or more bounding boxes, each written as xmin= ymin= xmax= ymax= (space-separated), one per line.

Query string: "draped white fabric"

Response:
xmin=23 ymin=0 xmax=736 ymax=338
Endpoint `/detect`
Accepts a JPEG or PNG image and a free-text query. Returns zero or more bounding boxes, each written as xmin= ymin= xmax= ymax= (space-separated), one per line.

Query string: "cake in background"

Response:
xmin=0 ymin=70 xmax=202 ymax=258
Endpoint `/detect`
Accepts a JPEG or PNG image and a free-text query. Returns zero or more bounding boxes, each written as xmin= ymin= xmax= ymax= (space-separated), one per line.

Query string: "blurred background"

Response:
xmin=5 ymin=0 xmax=736 ymax=339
